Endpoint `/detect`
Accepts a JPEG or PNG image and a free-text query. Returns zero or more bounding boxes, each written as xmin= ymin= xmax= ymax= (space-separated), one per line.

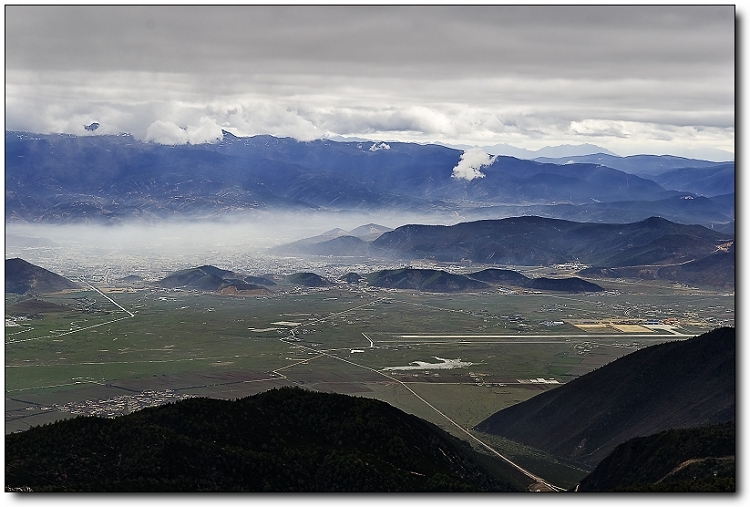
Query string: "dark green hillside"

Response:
xmin=287 ymin=272 xmax=334 ymax=287
xmin=158 ymin=266 xmax=232 ymax=291
xmin=5 ymin=258 xmax=80 ymax=295
xmin=6 ymin=298 xmax=70 ymax=315
xmin=466 ymin=269 xmax=603 ymax=293
xmin=475 ymin=327 xmax=734 ymax=466
xmin=366 ymin=268 xmax=490 ymax=292
xmin=5 ymin=388 xmax=521 ymax=492
xmin=467 ymin=268 xmax=529 ymax=284
xmin=157 ymin=266 xmax=269 ymax=293
xmin=243 ymin=275 xmax=277 ymax=286
xmin=340 ymin=272 xmax=365 ymax=284
xmin=576 ymin=422 xmax=734 ymax=492
xmin=524 ymin=277 xmax=603 ymax=293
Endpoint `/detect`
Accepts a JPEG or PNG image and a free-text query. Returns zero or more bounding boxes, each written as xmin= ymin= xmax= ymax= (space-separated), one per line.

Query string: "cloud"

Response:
xmin=144 ymin=116 xmax=223 ymax=145
xmin=369 ymin=142 xmax=390 ymax=151
xmin=451 ymin=147 xmax=496 ymax=181
xmin=2 ymin=6 xmax=734 ymax=156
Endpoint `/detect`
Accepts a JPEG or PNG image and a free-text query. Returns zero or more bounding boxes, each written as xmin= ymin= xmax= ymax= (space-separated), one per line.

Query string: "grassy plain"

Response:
xmin=5 ymin=279 xmax=734 ymax=488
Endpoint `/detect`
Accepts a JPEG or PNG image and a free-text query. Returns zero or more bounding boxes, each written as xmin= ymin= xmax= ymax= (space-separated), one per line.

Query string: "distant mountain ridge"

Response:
xmin=270 ymin=223 xmax=392 ymax=257
xmin=534 ymin=153 xmax=732 ymax=176
xmin=370 ymin=216 xmax=729 ymax=267
xmin=6 ymin=131 xmax=721 ymax=224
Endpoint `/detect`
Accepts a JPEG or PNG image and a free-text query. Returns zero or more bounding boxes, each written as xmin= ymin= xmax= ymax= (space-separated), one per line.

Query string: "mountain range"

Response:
xmin=269 ymin=215 xmax=733 ymax=288
xmin=4 ymin=131 xmax=733 ymax=230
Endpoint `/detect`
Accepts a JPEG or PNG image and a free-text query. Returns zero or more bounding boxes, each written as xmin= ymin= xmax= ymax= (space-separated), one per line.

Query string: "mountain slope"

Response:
xmin=650 ymin=164 xmax=734 ymax=197
xmin=5 ymin=258 xmax=80 ymax=295
xmin=474 ymin=327 xmax=735 ymax=466
xmin=576 ymin=422 xmax=735 ymax=492
xmin=4 ymin=387 xmax=522 ymax=492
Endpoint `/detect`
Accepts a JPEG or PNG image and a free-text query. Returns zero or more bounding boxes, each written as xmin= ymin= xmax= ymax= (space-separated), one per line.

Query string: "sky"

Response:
xmin=3 ymin=4 xmax=736 ymax=160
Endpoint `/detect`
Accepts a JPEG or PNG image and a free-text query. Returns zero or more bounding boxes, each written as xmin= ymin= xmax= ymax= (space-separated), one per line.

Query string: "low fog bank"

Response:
xmin=6 ymin=209 xmax=470 ymax=253
xmin=4 ymin=209 xmax=481 ymax=279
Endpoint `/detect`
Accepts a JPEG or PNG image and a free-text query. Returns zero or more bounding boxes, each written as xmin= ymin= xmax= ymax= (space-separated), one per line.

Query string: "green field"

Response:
xmin=5 ymin=280 xmax=734 ymax=489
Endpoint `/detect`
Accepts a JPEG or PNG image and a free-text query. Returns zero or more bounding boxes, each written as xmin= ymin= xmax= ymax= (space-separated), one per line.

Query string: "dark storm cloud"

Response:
xmin=6 ymin=5 xmax=733 ymax=79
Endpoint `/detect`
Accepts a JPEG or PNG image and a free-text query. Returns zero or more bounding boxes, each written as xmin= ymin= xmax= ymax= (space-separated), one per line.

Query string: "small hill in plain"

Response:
xmin=243 ymin=275 xmax=277 ymax=286
xmin=4 ymin=387 xmax=523 ymax=492
xmin=467 ymin=268 xmax=530 ymax=284
xmin=4 ymin=258 xmax=80 ymax=295
xmin=524 ymin=277 xmax=603 ymax=293
xmin=287 ymin=272 xmax=334 ymax=287
xmin=576 ymin=422 xmax=734 ymax=492
xmin=475 ymin=327 xmax=735 ymax=466
xmin=366 ymin=268 xmax=490 ymax=293
xmin=158 ymin=266 xmax=233 ymax=291
xmin=340 ymin=272 xmax=365 ymax=284
xmin=467 ymin=269 xmax=603 ymax=293
xmin=157 ymin=266 xmax=267 ymax=294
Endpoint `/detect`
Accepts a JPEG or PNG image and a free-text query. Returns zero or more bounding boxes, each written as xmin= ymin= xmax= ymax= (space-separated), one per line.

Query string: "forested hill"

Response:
xmin=5 ymin=387 xmax=523 ymax=492
xmin=576 ymin=422 xmax=735 ymax=492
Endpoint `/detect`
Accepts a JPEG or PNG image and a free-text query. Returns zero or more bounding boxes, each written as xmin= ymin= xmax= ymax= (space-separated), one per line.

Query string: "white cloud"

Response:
xmin=369 ymin=142 xmax=390 ymax=151
xmin=144 ymin=116 xmax=223 ymax=145
xmin=451 ymin=147 xmax=496 ymax=181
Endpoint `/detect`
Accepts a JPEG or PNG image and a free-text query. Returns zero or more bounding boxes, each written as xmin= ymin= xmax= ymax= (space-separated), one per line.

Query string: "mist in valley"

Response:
xmin=5 ymin=208 xmax=480 ymax=281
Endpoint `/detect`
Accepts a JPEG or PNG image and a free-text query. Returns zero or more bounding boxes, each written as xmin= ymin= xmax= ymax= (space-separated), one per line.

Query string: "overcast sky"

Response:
xmin=4 ymin=5 xmax=735 ymax=159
